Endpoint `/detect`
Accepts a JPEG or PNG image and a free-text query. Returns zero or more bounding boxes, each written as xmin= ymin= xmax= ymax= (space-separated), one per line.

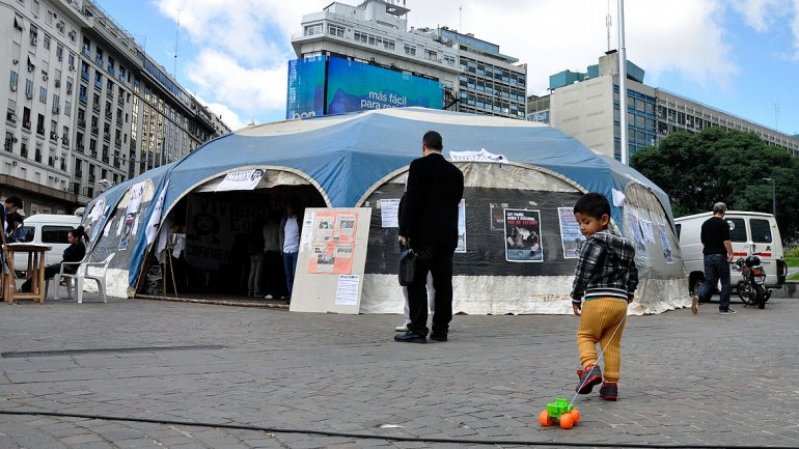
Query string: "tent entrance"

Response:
xmin=138 ymin=184 xmax=325 ymax=301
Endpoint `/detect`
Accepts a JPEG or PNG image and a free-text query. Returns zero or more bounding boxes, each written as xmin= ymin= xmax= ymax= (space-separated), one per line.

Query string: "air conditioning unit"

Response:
xmin=54 ymin=80 xmax=61 ymax=87
xmin=53 ymin=106 xmax=60 ymax=114
xmin=62 ymin=136 xmax=69 ymax=145
xmin=42 ymin=74 xmax=48 ymax=81
xmin=68 ymin=65 xmax=75 ymax=71
xmin=23 ymin=120 xmax=31 ymax=128
xmin=12 ymin=58 xmax=18 ymax=65
xmin=50 ymin=132 xmax=58 ymax=139
xmin=10 ymin=84 xmax=17 ymax=91
xmin=25 ymin=91 xmax=33 ymax=99
xmin=7 ymin=112 xmax=17 ymax=122
xmin=68 ymin=30 xmax=76 ymax=38
xmin=31 ymin=37 xmax=38 ymax=46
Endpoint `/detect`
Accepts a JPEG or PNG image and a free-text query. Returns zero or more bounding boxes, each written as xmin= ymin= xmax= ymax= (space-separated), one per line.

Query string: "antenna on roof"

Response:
xmin=606 ymin=0 xmax=612 ymax=52
xmin=459 ymin=5 xmax=462 ymax=31
xmin=173 ymin=9 xmax=181 ymax=77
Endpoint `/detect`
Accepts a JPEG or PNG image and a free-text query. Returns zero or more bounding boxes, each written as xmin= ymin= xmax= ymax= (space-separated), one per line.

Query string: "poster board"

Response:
xmin=290 ymin=207 xmax=371 ymax=314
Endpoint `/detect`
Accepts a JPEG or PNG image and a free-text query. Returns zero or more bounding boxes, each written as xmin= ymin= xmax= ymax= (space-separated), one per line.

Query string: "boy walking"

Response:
xmin=570 ymin=193 xmax=638 ymax=401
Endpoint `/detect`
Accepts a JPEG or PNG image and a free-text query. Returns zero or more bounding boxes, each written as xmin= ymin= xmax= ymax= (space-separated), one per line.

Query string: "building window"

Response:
xmin=29 ymin=26 xmax=38 ymax=45
xmin=43 ymin=34 xmax=50 ymax=49
xmin=327 ymin=24 xmax=344 ymax=37
xmin=9 ymin=70 xmax=19 ymax=89
xmin=404 ymin=44 xmax=416 ymax=56
xmin=304 ymin=24 xmax=322 ymax=36
xmin=14 ymin=15 xmax=24 ymax=31
xmin=25 ymin=79 xmax=34 ymax=98
xmin=425 ymin=49 xmax=437 ymax=61
xmin=353 ymin=31 xmax=367 ymax=43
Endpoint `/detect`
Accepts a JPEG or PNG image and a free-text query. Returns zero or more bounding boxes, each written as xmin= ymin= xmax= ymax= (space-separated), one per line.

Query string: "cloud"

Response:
xmin=154 ymin=0 xmax=315 ymax=65
xmin=153 ymin=0 xmax=796 ymax=122
xmin=185 ymin=50 xmax=287 ymax=117
xmin=409 ymin=0 xmax=738 ymax=92
xmin=729 ymin=0 xmax=787 ymax=31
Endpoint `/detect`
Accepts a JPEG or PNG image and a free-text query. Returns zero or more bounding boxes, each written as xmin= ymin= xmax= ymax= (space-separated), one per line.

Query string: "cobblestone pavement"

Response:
xmin=0 ymin=293 xmax=797 ymax=449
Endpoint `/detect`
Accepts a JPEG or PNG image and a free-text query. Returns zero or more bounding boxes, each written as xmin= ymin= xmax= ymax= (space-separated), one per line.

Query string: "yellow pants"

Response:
xmin=577 ymin=297 xmax=628 ymax=382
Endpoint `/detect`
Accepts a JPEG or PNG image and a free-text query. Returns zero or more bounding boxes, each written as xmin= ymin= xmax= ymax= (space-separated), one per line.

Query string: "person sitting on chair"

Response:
xmin=21 ymin=226 xmax=86 ymax=292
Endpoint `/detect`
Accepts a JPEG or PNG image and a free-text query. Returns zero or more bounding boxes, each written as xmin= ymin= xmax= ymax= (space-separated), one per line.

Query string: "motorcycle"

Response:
xmin=734 ymin=254 xmax=771 ymax=309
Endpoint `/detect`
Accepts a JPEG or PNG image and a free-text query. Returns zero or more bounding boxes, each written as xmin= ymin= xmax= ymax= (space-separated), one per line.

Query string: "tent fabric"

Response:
xmin=85 ymin=107 xmax=687 ymax=313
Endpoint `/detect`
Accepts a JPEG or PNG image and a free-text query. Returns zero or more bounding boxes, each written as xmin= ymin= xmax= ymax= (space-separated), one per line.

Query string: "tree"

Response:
xmin=632 ymin=127 xmax=799 ymax=243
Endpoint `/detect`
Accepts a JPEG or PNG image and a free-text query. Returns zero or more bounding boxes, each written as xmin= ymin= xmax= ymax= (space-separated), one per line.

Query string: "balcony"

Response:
xmin=81 ymin=71 xmax=90 ymax=81
xmin=77 ymin=120 xmax=86 ymax=129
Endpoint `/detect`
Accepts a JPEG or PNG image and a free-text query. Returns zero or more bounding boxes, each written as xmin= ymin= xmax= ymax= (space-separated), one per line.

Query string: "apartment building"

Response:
xmin=2 ymin=0 xmax=230 ymax=213
xmin=528 ymin=51 xmax=799 ymax=160
xmin=289 ymin=0 xmax=526 ymax=120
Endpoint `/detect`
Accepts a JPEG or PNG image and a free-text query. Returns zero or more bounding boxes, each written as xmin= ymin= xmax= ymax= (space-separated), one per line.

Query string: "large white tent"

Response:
xmin=83 ymin=108 xmax=689 ymax=314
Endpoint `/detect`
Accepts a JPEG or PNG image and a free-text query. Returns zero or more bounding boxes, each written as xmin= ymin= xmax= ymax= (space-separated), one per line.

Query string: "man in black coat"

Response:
xmin=396 ymin=130 xmax=464 ymax=343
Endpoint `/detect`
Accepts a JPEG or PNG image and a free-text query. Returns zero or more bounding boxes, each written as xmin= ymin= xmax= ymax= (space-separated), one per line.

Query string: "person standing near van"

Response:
xmin=695 ymin=202 xmax=735 ymax=314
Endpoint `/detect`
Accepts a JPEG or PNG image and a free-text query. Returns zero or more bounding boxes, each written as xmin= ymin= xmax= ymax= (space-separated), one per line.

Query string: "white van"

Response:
xmin=675 ymin=210 xmax=788 ymax=292
xmin=11 ymin=214 xmax=82 ymax=270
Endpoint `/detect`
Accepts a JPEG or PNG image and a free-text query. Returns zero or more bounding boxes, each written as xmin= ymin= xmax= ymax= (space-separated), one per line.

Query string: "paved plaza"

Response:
xmin=0 ymin=291 xmax=797 ymax=449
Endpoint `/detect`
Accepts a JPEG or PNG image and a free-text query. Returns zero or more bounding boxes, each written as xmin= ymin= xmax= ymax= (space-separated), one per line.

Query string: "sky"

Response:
xmin=93 ymin=0 xmax=799 ymax=135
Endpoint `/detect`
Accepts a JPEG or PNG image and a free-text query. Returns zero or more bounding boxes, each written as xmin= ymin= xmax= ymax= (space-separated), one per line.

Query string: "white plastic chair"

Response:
xmin=53 ymin=253 xmax=114 ymax=303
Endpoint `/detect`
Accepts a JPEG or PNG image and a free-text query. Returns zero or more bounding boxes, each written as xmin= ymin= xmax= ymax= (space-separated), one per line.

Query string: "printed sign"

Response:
xmin=558 ymin=207 xmax=585 ymax=259
xmin=659 ymin=224 xmax=674 ymax=263
xmin=307 ymin=211 xmax=357 ymax=275
xmin=118 ymin=181 xmax=146 ymax=250
xmin=504 ymin=209 xmax=543 ymax=262
xmin=380 ymin=198 xmax=400 ymax=228
xmin=215 ymin=169 xmax=264 ymax=192
xmin=455 ymin=199 xmax=466 ymax=253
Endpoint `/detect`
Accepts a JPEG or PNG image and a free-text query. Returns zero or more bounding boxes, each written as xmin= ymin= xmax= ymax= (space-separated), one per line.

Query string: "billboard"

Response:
xmin=286 ymin=56 xmax=326 ymax=120
xmin=325 ymin=56 xmax=443 ymax=114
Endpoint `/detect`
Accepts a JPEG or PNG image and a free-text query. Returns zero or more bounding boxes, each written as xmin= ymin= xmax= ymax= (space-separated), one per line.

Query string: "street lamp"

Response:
xmin=762 ymin=177 xmax=776 ymax=217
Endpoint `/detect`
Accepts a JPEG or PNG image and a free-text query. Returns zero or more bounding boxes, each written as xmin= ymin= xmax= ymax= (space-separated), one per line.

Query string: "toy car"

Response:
xmin=538 ymin=397 xmax=581 ymax=429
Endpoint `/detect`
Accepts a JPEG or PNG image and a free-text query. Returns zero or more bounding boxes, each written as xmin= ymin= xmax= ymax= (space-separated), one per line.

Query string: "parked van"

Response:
xmin=10 ymin=214 xmax=82 ymax=271
xmin=675 ymin=210 xmax=788 ymax=292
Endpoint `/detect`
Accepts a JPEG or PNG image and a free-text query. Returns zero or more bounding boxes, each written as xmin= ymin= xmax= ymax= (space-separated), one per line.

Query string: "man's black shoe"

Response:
xmin=394 ymin=331 xmax=427 ymax=343
xmin=429 ymin=333 xmax=447 ymax=342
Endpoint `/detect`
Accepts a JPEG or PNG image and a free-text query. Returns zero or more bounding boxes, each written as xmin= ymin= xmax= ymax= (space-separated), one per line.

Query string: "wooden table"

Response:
xmin=3 ymin=243 xmax=51 ymax=304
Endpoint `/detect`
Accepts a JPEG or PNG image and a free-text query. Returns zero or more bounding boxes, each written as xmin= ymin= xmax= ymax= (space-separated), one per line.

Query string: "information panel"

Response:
xmin=290 ymin=208 xmax=372 ymax=314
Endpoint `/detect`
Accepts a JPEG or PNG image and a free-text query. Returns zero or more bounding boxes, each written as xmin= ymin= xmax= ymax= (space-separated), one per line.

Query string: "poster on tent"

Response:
xmin=625 ymin=209 xmax=649 ymax=258
xmin=455 ymin=199 xmax=466 ymax=253
xmin=292 ymin=207 xmax=371 ymax=314
xmin=84 ymin=196 xmax=107 ymax=244
xmin=380 ymin=198 xmax=400 ymax=228
xmin=118 ymin=181 xmax=146 ymax=251
xmin=307 ymin=211 xmax=357 ymax=275
xmin=659 ymin=223 xmax=674 ymax=263
xmin=215 ymin=169 xmax=264 ymax=192
xmin=504 ymin=209 xmax=543 ymax=262
xmin=489 ymin=203 xmax=508 ymax=231
xmin=558 ymin=206 xmax=585 ymax=258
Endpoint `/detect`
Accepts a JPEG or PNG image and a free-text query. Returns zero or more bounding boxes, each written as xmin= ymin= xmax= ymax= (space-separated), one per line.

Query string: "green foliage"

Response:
xmin=632 ymin=127 xmax=799 ymax=243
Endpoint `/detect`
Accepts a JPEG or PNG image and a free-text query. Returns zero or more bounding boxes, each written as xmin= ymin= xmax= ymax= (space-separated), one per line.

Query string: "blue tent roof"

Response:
xmin=163 ymin=107 xmax=671 ymax=219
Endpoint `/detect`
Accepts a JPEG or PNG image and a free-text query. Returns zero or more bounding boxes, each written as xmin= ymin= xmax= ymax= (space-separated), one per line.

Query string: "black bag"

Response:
xmin=398 ymin=246 xmax=416 ymax=286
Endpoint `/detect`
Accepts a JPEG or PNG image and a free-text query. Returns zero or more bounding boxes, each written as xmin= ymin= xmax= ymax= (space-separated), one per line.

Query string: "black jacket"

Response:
xmin=399 ymin=152 xmax=464 ymax=248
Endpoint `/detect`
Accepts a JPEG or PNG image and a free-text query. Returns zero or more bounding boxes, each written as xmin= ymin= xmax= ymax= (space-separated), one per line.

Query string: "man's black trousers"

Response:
xmin=407 ymin=244 xmax=455 ymax=336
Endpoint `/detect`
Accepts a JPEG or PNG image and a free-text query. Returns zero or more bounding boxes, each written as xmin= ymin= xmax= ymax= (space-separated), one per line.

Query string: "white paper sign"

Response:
xmin=300 ymin=211 xmax=314 ymax=248
xmin=380 ymin=198 xmax=400 ymax=228
xmin=335 ymin=275 xmax=360 ymax=306
xmin=449 ymin=148 xmax=509 ymax=163
xmin=215 ymin=169 xmax=264 ymax=192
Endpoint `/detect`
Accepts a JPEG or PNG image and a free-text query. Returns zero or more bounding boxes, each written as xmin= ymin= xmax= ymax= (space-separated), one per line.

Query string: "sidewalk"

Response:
xmin=0 ymin=293 xmax=797 ymax=448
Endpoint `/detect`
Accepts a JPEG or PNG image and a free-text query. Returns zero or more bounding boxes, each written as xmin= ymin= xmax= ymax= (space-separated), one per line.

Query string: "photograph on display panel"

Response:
xmin=504 ymin=208 xmax=543 ymax=262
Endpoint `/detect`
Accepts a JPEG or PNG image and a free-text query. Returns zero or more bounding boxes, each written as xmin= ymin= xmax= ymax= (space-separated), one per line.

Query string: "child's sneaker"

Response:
xmin=599 ymin=382 xmax=618 ymax=401
xmin=576 ymin=364 xmax=602 ymax=394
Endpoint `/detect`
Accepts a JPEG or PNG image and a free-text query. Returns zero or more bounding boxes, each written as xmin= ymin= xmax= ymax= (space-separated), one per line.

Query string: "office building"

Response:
xmin=2 ymin=0 xmax=229 ymax=213
xmin=528 ymin=51 xmax=799 ymax=160
xmin=289 ymin=0 xmax=526 ymax=120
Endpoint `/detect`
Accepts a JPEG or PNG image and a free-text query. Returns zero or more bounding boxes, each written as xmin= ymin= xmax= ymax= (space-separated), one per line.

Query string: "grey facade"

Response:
xmin=529 ymin=51 xmax=799 ymax=160
xmin=291 ymin=0 xmax=527 ymax=119
xmin=2 ymin=0 xmax=230 ymax=213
